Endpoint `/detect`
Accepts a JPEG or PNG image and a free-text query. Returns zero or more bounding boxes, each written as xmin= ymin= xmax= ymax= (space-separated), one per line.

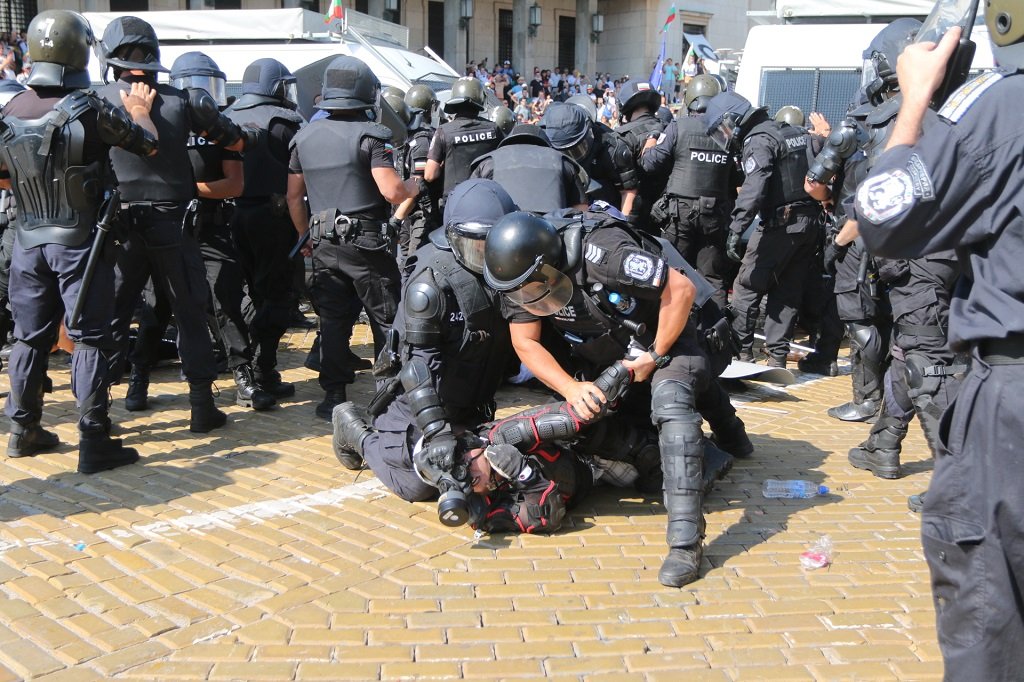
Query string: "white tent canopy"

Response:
xmin=776 ymin=0 xmax=938 ymax=17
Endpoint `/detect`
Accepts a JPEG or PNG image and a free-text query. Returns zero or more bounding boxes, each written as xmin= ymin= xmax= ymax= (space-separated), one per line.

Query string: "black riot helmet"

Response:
xmin=539 ymin=102 xmax=595 ymax=164
xmin=774 ymin=105 xmax=805 ymax=127
xmin=97 ymin=16 xmax=168 ymax=83
xmin=483 ymin=212 xmax=573 ymax=316
xmin=566 ymin=93 xmax=598 ymax=122
xmin=862 ymin=18 xmax=922 ymax=104
xmin=317 ymin=55 xmax=378 ymax=112
xmin=171 ymin=51 xmax=227 ymax=107
xmin=242 ymin=58 xmax=298 ymax=106
xmin=382 ymin=88 xmax=411 ymax=126
xmin=487 ymin=105 xmax=516 ymax=134
xmin=988 ymin=0 xmax=1024 ymax=69
xmin=704 ymin=91 xmax=766 ymax=153
xmin=617 ymin=79 xmax=662 ymax=122
xmin=405 ymin=83 xmax=438 ymax=114
xmin=25 ymin=10 xmax=94 ymax=89
xmin=498 ymin=123 xmax=551 ymax=148
xmin=683 ymin=74 xmax=721 ymax=114
xmin=443 ymin=179 xmax=520 ymax=274
xmin=655 ymin=105 xmax=674 ymax=126
xmin=443 ymin=77 xmax=486 ymax=114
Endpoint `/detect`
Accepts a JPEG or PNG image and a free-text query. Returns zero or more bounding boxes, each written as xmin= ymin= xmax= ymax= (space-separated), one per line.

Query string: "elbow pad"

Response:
xmin=97 ymin=103 xmax=158 ymax=156
xmin=188 ymin=88 xmax=242 ymax=148
xmin=403 ymin=268 xmax=445 ymax=346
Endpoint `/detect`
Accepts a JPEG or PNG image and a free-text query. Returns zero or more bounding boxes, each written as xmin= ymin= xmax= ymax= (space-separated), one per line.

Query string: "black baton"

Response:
xmin=70 ymin=189 xmax=120 ymax=329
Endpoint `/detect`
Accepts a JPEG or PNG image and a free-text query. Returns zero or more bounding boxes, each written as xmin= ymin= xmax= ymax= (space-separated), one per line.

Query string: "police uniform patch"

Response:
xmin=938 ymin=71 xmax=1003 ymax=123
xmin=906 ymin=153 xmax=935 ymax=201
xmin=744 ymin=156 xmax=758 ymax=174
xmin=623 ymin=253 xmax=654 ymax=280
xmin=584 ymin=243 xmax=606 ymax=264
xmin=856 ymin=169 xmax=915 ymax=223
xmin=656 ymin=132 xmax=667 ymax=145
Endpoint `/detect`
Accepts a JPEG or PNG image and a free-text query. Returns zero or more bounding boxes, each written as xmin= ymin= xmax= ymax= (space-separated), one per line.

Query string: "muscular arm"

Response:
xmin=423 ymin=158 xmax=442 ymax=183
xmin=287 ymin=173 xmax=308 ymax=237
xmin=639 ymin=123 xmax=674 ymax=174
xmin=372 ymin=166 xmax=420 ymax=205
xmin=620 ymin=189 xmax=637 ymax=217
xmin=622 ymin=267 xmax=695 ymax=382
xmin=197 ymin=159 xmax=243 ymax=200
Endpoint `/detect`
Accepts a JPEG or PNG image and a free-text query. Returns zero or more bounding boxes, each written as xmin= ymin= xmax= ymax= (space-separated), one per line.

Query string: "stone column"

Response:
xmin=575 ymin=0 xmax=595 ymax=76
xmin=444 ymin=0 xmax=466 ymax=75
xmin=367 ymin=0 xmax=385 ymax=18
xmin=513 ymin=0 xmax=528 ymax=79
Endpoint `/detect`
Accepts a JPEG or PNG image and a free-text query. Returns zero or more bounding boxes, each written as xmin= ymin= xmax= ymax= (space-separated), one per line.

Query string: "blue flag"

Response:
xmin=650 ymin=36 xmax=667 ymax=90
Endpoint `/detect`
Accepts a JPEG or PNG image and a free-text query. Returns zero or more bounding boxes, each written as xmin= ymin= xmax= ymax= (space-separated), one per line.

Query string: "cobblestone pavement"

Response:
xmin=0 ymin=324 xmax=941 ymax=681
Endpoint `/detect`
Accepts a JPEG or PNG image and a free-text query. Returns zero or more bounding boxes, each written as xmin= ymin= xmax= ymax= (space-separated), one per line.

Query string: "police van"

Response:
xmin=734 ymin=0 xmax=994 ymax=127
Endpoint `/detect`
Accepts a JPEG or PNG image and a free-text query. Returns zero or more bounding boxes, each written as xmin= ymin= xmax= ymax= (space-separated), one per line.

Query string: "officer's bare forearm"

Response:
xmin=394 ymin=196 xmax=416 ymax=221
xmin=510 ymin=322 xmax=577 ymax=397
xmin=0 ymin=178 xmax=9 ymax=191
xmin=423 ymin=159 xmax=441 ymax=183
xmin=620 ymin=189 xmax=637 ymax=217
xmin=197 ymin=160 xmax=243 ymax=200
xmin=835 ymin=219 xmax=860 ymax=247
xmin=286 ymin=174 xmax=308 ymax=236
xmin=653 ymin=268 xmax=694 ymax=356
xmin=886 ymin=95 xmax=930 ymax=151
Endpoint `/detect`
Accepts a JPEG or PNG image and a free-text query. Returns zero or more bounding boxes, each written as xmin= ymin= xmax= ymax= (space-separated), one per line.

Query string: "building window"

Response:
xmin=356 ymin=0 xmax=369 ymax=13
xmin=427 ymin=1 xmax=445 ymax=60
xmin=497 ymin=9 xmax=513 ymax=67
xmin=110 ymin=0 xmax=149 ymax=10
xmin=557 ymin=15 xmax=575 ymax=71
xmin=0 ymin=0 xmax=37 ymax=33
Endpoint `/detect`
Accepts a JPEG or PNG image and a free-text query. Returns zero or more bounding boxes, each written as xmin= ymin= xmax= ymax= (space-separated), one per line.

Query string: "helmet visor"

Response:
xmin=709 ymin=115 xmax=739 ymax=152
xmin=558 ymin=127 xmax=595 ymax=163
xmin=446 ymin=222 xmax=490 ymax=274
xmin=172 ymin=75 xmax=227 ymax=107
xmin=283 ymin=81 xmax=299 ymax=107
xmin=860 ymin=57 xmax=879 ymax=88
xmin=504 ymin=263 xmax=574 ymax=316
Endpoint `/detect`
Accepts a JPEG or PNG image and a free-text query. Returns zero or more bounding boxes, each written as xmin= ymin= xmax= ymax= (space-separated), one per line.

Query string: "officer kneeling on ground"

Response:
xmin=481 ymin=204 xmax=752 ymax=587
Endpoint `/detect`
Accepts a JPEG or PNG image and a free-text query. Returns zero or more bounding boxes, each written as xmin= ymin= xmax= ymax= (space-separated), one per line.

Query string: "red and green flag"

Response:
xmin=660 ymin=4 xmax=678 ymax=33
xmin=324 ymin=0 xmax=345 ymax=24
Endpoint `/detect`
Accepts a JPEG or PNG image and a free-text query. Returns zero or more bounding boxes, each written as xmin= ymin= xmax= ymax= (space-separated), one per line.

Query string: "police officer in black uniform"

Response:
xmin=170 ymin=51 xmax=275 ymax=412
xmin=641 ymin=75 xmax=739 ymax=310
xmin=0 ymin=10 xmax=158 ymax=471
xmin=287 ymin=55 xmax=420 ymax=419
xmin=469 ymin=124 xmax=589 ymax=214
xmin=396 ymin=84 xmax=442 ymax=261
xmin=705 ymin=91 xmax=821 ymax=367
xmin=540 ymin=102 xmax=639 ymax=217
xmin=224 ymin=58 xmax=306 ymax=400
xmin=853 ymin=2 xmax=1024 ymax=672
xmin=614 ymin=79 xmax=666 ymax=232
xmin=96 ymin=16 xmax=254 ymax=433
xmin=481 ymin=206 xmax=752 ymax=587
xmin=424 ymin=77 xmax=503 ymax=200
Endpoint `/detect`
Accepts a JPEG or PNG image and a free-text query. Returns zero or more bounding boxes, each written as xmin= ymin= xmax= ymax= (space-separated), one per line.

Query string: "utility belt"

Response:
xmin=119 ymin=200 xmax=188 ymax=227
xmin=896 ymin=323 xmax=946 ymax=338
xmin=978 ymin=334 xmax=1024 ymax=366
xmin=763 ymin=202 xmax=820 ymax=229
xmin=236 ymin=194 xmax=289 ymax=217
xmin=308 ymin=208 xmax=392 ymax=252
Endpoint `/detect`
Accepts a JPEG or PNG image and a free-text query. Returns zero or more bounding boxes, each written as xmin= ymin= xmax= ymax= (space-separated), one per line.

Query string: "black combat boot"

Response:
xmin=701 ymin=438 xmax=734 ymax=495
xmin=315 ymin=390 xmax=346 ymax=421
xmin=188 ymin=381 xmax=227 ymax=433
xmin=77 ymin=431 xmax=139 ymax=474
xmin=331 ymin=401 xmax=371 ymax=470
xmin=255 ymin=368 xmax=295 ymax=399
xmin=827 ymin=399 xmax=879 ymax=422
xmin=232 ymin=364 xmax=276 ymax=411
xmin=124 ymin=365 xmax=150 ymax=412
xmin=798 ymin=353 xmax=839 ymax=376
xmin=7 ymin=422 xmax=60 ymax=458
xmin=848 ymin=415 xmax=907 ymax=479
xmin=710 ymin=415 xmax=754 ymax=459
xmin=766 ymin=355 xmax=786 ymax=369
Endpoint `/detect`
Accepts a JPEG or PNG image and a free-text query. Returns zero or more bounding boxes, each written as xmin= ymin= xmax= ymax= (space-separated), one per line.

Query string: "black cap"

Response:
xmin=99 ymin=16 xmax=168 ymax=76
xmin=498 ymin=123 xmax=551 ymax=148
xmin=443 ymin=179 xmax=519 ymax=227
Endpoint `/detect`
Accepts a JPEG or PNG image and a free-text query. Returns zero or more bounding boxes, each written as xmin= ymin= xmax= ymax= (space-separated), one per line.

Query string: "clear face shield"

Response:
xmin=172 ymin=74 xmax=227 ymax=107
xmin=446 ymin=222 xmax=490 ymax=274
xmin=559 ymin=126 xmax=595 ymax=163
xmin=918 ymin=0 xmax=977 ymax=44
xmin=504 ymin=261 xmax=575 ymax=317
xmin=709 ymin=113 xmax=740 ymax=152
xmin=860 ymin=56 xmax=880 ymax=89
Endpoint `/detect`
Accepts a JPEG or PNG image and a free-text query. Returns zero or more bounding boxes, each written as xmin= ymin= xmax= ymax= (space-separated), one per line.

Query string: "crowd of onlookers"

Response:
xmin=472 ymin=51 xmax=710 ymax=128
xmin=0 ymin=30 xmax=31 ymax=83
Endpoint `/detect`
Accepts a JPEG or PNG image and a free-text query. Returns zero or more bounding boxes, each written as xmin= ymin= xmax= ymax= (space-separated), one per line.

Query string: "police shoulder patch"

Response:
xmin=584 ymin=242 xmax=606 ymax=265
xmin=744 ymin=156 xmax=758 ymax=174
xmin=856 ymin=169 xmax=915 ymax=224
xmin=622 ymin=251 xmax=665 ymax=287
xmin=938 ymin=71 xmax=1003 ymax=123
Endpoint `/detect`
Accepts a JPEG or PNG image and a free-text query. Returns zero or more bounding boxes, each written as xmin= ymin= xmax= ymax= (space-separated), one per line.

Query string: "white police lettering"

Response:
xmin=690 ymin=150 xmax=729 ymax=164
xmin=856 ymin=170 xmax=914 ymax=224
xmin=623 ymin=253 xmax=654 ymax=281
xmin=453 ymin=131 xmax=496 ymax=144
xmin=744 ymin=156 xmax=758 ymax=174
xmin=187 ymin=135 xmax=214 ymax=147
xmin=906 ymin=154 xmax=935 ymax=202
xmin=554 ymin=305 xmax=577 ymax=321
xmin=785 ymin=135 xmax=807 ymax=151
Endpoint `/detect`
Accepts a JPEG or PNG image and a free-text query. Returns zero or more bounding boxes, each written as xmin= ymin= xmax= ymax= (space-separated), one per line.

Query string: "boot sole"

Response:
xmin=7 ymin=442 xmax=59 ymax=458
xmin=124 ymin=401 xmax=149 ymax=412
xmin=190 ymin=416 xmax=228 ymax=433
xmin=78 ymin=452 xmax=140 ymax=474
xmin=236 ymin=394 xmax=276 ymax=411
xmin=848 ymin=451 xmax=901 ymax=479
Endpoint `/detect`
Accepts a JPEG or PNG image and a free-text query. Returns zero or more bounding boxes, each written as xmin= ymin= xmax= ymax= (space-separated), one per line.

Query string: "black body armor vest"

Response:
xmin=748 ymin=121 xmax=812 ymax=210
xmin=666 ymin=116 xmax=734 ymax=200
xmin=225 ymin=94 xmax=304 ymax=200
xmin=474 ymin=145 xmax=569 ymax=214
xmin=439 ymin=116 xmax=502 ymax=196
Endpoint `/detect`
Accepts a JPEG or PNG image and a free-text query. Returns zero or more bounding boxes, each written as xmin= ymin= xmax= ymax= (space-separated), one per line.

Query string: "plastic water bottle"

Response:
xmin=761 ymin=479 xmax=829 ymax=499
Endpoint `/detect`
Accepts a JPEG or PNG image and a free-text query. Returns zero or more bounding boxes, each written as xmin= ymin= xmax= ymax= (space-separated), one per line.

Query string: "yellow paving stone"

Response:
xmin=463 ymin=659 xmax=544 ymax=678
xmin=234 ymin=618 xmax=292 ymax=644
xmin=120 ymin=661 xmax=214 ymax=680
xmin=295 ymin=662 xmax=381 ymax=680
xmin=52 ymin=639 xmax=104 ymax=666
xmin=35 ymin=668 xmax=105 ymax=682
xmin=381 ymin=661 xmax=462 ymax=679
xmin=89 ymin=640 xmax=172 ymax=677
xmin=808 ymin=662 xmax=899 ymax=680
xmin=209 ymin=661 xmax=297 ymax=680
xmin=416 ymin=643 xmax=494 ymax=662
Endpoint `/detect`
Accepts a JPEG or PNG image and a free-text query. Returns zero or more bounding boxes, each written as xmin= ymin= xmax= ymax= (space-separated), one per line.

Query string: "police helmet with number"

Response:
xmin=25 ymin=10 xmax=94 ymax=89
xmin=241 ymin=58 xmax=298 ymax=106
xmin=405 ymin=84 xmax=438 ymax=114
xmin=483 ymin=212 xmax=573 ymax=316
xmin=487 ymin=105 xmax=516 ymax=134
xmin=704 ymin=91 xmax=765 ymax=153
xmin=774 ymin=105 xmax=805 ymax=127
xmin=683 ymin=74 xmax=721 ymax=115
xmin=988 ymin=0 xmax=1024 ymax=69
xmin=443 ymin=77 xmax=486 ymax=114
xmin=442 ymin=179 xmax=519 ymax=274
xmin=617 ymin=79 xmax=662 ymax=122
xmin=382 ymin=88 xmax=411 ymax=126
xmin=97 ymin=16 xmax=168 ymax=83
xmin=171 ymin=51 xmax=228 ymax=107
xmin=539 ymin=102 xmax=595 ymax=164
xmin=861 ymin=18 xmax=922 ymax=104
xmin=317 ymin=55 xmax=379 ymax=112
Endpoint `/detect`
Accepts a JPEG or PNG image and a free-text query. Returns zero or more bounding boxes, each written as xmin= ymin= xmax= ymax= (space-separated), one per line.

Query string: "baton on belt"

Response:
xmin=69 ymin=189 xmax=120 ymax=329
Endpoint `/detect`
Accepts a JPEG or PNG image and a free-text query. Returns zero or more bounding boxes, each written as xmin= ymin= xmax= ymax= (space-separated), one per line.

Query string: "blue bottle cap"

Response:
xmin=608 ymin=292 xmax=621 ymax=304
xmin=818 ymin=485 xmax=829 ymax=495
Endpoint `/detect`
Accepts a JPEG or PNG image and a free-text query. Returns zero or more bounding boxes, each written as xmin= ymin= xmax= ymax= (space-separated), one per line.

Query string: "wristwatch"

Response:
xmin=648 ymin=348 xmax=671 ymax=369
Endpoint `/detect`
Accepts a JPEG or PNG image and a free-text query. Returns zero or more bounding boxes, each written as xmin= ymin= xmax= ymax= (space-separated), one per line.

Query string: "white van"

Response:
xmin=734 ymin=19 xmax=994 ymax=127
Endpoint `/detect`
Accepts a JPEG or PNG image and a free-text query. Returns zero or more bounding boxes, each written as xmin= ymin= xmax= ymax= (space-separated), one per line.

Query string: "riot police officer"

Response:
xmin=615 ymin=79 xmax=667 ymax=231
xmin=0 ymin=10 xmax=158 ymax=471
xmin=774 ymin=105 xmax=805 ymax=127
xmin=96 ymin=15 xmax=254 ymax=433
xmin=705 ymin=91 xmax=821 ymax=367
xmin=332 ymin=180 xmax=516 ymax=505
xmin=424 ymin=77 xmax=503 ymax=199
xmin=170 ymin=51 xmax=275 ymax=412
xmin=224 ymin=58 xmax=306 ymax=400
xmin=641 ymin=75 xmax=738 ymax=309
xmin=394 ymin=84 xmax=442 ymax=261
xmin=540 ymin=102 xmax=639 ymax=217
xmin=469 ymin=124 xmax=588 ymax=214
xmin=853 ymin=2 xmax=1024 ymax=672
xmin=487 ymin=104 xmax=516 ymax=136
xmin=287 ymin=55 xmax=420 ymax=419
xmin=481 ymin=207 xmax=752 ymax=587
